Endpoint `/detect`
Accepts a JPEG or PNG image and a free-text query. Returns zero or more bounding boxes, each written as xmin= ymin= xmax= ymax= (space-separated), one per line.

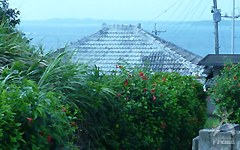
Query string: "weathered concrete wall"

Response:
xmin=193 ymin=124 xmax=239 ymax=150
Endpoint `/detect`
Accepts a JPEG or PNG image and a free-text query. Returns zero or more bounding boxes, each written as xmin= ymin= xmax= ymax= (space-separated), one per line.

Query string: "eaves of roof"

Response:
xmin=198 ymin=54 xmax=240 ymax=66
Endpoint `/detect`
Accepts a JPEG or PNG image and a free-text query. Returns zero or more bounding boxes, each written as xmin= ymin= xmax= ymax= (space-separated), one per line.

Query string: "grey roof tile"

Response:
xmin=60 ymin=23 xmax=204 ymax=76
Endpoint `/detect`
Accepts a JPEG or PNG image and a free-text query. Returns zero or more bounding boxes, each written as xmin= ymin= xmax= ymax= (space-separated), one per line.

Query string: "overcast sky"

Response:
xmin=9 ymin=0 xmax=239 ymax=21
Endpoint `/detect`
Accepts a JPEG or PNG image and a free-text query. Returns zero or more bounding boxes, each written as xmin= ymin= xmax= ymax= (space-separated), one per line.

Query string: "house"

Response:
xmin=198 ymin=54 xmax=240 ymax=115
xmin=57 ymin=23 xmax=205 ymax=76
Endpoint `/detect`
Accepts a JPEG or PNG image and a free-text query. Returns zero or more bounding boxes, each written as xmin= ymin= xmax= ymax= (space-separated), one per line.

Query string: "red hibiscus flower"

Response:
xmin=228 ymin=67 xmax=231 ymax=70
xmin=234 ymin=76 xmax=237 ymax=79
xmin=39 ymin=132 xmax=44 ymax=136
xmin=119 ymin=65 xmax=122 ymax=68
xmin=117 ymin=94 xmax=121 ymax=97
xmin=124 ymin=80 xmax=128 ymax=86
xmin=128 ymin=73 xmax=132 ymax=77
xmin=142 ymin=76 xmax=148 ymax=80
xmin=232 ymin=85 xmax=235 ymax=88
xmin=194 ymin=118 xmax=198 ymax=122
xmin=47 ymin=136 xmax=52 ymax=142
xmin=139 ymin=72 xmax=144 ymax=76
xmin=189 ymin=119 xmax=192 ymax=123
xmin=196 ymin=75 xmax=199 ymax=79
xmin=39 ymin=131 xmax=43 ymax=136
xmin=151 ymin=89 xmax=155 ymax=93
xmin=143 ymin=88 xmax=147 ymax=92
xmin=126 ymin=97 xmax=129 ymax=101
xmin=212 ymin=126 xmax=215 ymax=129
xmin=161 ymin=122 xmax=166 ymax=128
xmin=192 ymin=84 xmax=195 ymax=87
xmin=162 ymin=78 xmax=166 ymax=82
xmin=153 ymin=95 xmax=156 ymax=101
xmin=161 ymin=93 xmax=164 ymax=97
xmin=200 ymin=107 xmax=203 ymax=110
xmin=71 ymin=122 xmax=76 ymax=127
xmin=27 ymin=118 xmax=32 ymax=126
xmin=207 ymin=97 xmax=210 ymax=100
xmin=62 ymin=107 xmax=67 ymax=112
xmin=153 ymin=82 xmax=156 ymax=87
xmin=216 ymin=99 xmax=219 ymax=102
xmin=116 ymin=64 xmax=118 ymax=68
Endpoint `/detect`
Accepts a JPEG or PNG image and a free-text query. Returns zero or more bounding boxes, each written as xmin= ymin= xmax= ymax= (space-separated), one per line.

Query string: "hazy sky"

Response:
xmin=10 ymin=0 xmax=240 ymax=21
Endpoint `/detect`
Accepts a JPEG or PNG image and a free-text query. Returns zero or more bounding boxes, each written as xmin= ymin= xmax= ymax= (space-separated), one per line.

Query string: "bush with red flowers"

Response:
xmin=209 ymin=62 xmax=240 ymax=124
xmin=0 ymin=67 xmax=78 ymax=149
xmin=91 ymin=63 xmax=207 ymax=150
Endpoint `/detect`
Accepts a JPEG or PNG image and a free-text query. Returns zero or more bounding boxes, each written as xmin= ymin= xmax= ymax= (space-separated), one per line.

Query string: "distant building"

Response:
xmin=57 ymin=23 xmax=204 ymax=76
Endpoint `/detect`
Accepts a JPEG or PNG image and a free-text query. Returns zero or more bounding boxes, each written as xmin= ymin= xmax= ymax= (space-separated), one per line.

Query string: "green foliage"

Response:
xmin=0 ymin=24 xmax=43 ymax=68
xmin=209 ymin=62 xmax=240 ymax=124
xmin=0 ymin=2 xmax=208 ymax=149
xmin=204 ymin=117 xmax=219 ymax=129
xmin=0 ymin=67 xmax=78 ymax=149
xmin=80 ymin=63 xmax=208 ymax=150
xmin=0 ymin=0 xmax=20 ymax=28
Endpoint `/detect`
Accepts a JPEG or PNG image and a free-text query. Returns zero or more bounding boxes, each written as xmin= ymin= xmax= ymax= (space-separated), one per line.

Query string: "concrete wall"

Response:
xmin=193 ymin=125 xmax=240 ymax=150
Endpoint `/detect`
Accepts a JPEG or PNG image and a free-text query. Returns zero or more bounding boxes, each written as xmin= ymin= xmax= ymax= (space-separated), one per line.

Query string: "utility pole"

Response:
xmin=221 ymin=0 xmax=240 ymax=54
xmin=211 ymin=0 xmax=221 ymax=54
xmin=232 ymin=0 xmax=235 ymax=54
xmin=152 ymin=23 xmax=166 ymax=36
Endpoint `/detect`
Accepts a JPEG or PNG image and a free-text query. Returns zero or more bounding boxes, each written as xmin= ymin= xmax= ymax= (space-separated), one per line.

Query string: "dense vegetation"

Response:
xmin=0 ymin=1 xmax=209 ymax=149
xmin=209 ymin=62 xmax=240 ymax=124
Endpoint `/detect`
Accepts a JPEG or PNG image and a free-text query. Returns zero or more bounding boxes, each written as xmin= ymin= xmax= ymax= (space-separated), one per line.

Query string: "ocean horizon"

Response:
xmin=18 ymin=19 xmax=240 ymax=57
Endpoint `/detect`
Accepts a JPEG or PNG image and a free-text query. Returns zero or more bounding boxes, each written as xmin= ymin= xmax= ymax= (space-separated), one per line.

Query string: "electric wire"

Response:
xmin=164 ymin=0 xmax=195 ymax=29
xmin=167 ymin=0 xmax=204 ymax=39
xmin=143 ymin=0 xmax=181 ymax=28
xmin=180 ymin=0 xmax=210 ymax=37
xmin=164 ymin=0 xmax=198 ymax=39
xmin=156 ymin=0 xmax=185 ymax=29
xmin=183 ymin=0 xmax=213 ymax=52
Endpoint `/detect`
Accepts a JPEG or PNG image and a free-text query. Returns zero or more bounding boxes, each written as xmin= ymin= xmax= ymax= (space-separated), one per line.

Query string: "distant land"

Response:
xmin=20 ymin=18 xmax=240 ymax=27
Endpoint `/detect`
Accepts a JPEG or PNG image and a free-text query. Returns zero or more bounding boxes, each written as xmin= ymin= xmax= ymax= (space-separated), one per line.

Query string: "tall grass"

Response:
xmin=1 ymin=23 xmax=118 ymax=149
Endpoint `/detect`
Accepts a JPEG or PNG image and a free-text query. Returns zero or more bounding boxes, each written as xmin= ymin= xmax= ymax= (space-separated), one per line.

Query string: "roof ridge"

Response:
xmin=137 ymin=28 xmax=203 ymax=64
xmin=70 ymin=26 xmax=108 ymax=45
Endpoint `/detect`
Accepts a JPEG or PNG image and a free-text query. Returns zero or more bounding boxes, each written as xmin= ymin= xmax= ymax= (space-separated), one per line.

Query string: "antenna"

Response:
xmin=152 ymin=23 xmax=166 ymax=36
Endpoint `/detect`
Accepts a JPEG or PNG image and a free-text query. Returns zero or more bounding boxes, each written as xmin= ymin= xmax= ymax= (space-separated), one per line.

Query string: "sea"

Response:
xmin=18 ymin=19 xmax=240 ymax=57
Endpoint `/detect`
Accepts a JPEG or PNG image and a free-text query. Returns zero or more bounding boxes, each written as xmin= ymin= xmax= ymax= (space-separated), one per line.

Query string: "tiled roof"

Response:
xmin=60 ymin=23 xmax=204 ymax=76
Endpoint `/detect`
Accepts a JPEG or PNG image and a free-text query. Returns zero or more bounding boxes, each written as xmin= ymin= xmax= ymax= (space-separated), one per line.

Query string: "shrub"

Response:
xmin=209 ymin=62 xmax=240 ymax=124
xmin=0 ymin=0 xmax=21 ymax=28
xmin=89 ymin=63 xmax=207 ymax=150
xmin=0 ymin=67 xmax=78 ymax=149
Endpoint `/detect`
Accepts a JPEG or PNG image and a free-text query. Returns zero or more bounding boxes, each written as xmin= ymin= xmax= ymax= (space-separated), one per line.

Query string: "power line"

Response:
xmin=143 ymin=0 xmax=181 ymax=28
xmin=177 ymin=0 xmax=210 ymax=38
xmin=164 ymin=0 xmax=194 ymax=29
xmin=166 ymin=0 xmax=203 ymax=39
xmin=157 ymin=0 xmax=185 ymax=28
xmin=183 ymin=0 xmax=212 ymax=51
